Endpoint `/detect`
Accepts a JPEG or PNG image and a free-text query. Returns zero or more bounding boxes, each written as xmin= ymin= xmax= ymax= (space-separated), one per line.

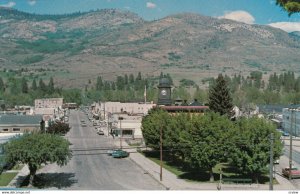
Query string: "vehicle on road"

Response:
xmin=107 ymin=149 xmax=114 ymax=155
xmin=81 ymin=123 xmax=87 ymax=127
xmin=282 ymin=166 xmax=300 ymax=178
xmin=97 ymin=130 xmax=104 ymax=135
xmin=111 ymin=149 xmax=129 ymax=158
xmin=282 ymin=131 xmax=289 ymax=136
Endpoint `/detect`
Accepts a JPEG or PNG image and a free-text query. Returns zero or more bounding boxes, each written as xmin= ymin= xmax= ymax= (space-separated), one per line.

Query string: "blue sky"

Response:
xmin=1 ymin=0 xmax=300 ymax=32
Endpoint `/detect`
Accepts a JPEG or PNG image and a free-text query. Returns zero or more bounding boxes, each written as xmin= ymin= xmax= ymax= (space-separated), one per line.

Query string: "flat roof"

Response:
xmin=161 ymin=106 xmax=209 ymax=112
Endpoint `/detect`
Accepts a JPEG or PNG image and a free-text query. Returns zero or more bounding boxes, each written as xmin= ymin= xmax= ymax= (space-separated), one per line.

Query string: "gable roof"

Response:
xmin=0 ymin=115 xmax=42 ymax=125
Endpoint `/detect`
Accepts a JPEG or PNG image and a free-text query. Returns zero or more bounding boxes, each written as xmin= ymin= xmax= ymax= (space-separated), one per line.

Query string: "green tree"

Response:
xmin=181 ymin=112 xmax=235 ymax=181
xmin=208 ymin=74 xmax=233 ymax=117
xmin=47 ymin=121 xmax=71 ymax=135
xmin=96 ymin=76 xmax=103 ymax=91
xmin=4 ymin=133 xmax=72 ymax=186
xmin=38 ymin=79 xmax=47 ymax=93
xmin=129 ymin=74 xmax=134 ymax=84
xmin=276 ymin=0 xmax=300 ymax=15
xmin=230 ymin=117 xmax=283 ymax=183
xmin=48 ymin=77 xmax=55 ymax=94
xmin=31 ymin=79 xmax=37 ymax=91
xmin=141 ymin=108 xmax=170 ymax=150
xmin=0 ymin=77 xmax=4 ymax=92
xmin=21 ymin=77 xmax=29 ymax=94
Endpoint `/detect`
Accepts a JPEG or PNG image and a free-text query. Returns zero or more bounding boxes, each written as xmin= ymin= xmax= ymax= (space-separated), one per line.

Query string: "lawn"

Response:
xmin=0 ymin=172 xmax=18 ymax=186
xmin=140 ymin=150 xmax=275 ymax=184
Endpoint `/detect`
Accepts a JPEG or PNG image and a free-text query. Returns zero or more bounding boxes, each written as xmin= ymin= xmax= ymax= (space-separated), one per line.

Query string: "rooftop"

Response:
xmin=0 ymin=115 xmax=43 ymax=125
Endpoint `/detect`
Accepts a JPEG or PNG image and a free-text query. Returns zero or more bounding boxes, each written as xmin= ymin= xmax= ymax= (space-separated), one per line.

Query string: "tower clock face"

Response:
xmin=161 ymin=89 xmax=167 ymax=96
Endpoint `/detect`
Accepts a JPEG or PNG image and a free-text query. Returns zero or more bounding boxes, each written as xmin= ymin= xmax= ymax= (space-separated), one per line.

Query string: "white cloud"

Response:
xmin=0 ymin=1 xmax=16 ymax=8
xmin=268 ymin=22 xmax=300 ymax=32
xmin=218 ymin=10 xmax=255 ymax=24
xmin=28 ymin=0 xmax=36 ymax=6
xmin=146 ymin=2 xmax=156 ymax=9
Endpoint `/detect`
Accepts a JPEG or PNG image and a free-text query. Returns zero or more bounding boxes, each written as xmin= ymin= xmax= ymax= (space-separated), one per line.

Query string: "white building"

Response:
xmin=34 ymin=98 xmax=64 ymax=127
xmin=96 ymin=101 xmax=156 ymax=139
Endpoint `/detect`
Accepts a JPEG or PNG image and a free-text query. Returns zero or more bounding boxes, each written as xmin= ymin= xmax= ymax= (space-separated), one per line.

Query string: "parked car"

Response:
xmin=111 ymin=149 xmax=129 ymax=158
xmin=282 ymin=166 xmax=300 ymax=178
xmin=282 ymin=131 xmax=290 ymax=136
xmin=81 ymin=123 xmax=87 ymax=127
xmin=97 ymin=130 xmax=104 ymax=135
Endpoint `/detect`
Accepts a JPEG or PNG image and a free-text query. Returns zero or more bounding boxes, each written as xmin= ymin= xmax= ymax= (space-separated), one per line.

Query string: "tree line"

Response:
xmin=0 ymin=76 xmax=82 ymax=108
xmin=1 ymin=70 xmax=299 ymax=108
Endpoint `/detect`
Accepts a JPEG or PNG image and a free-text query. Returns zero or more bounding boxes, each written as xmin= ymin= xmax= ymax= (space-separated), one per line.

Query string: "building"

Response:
xmin=282 ymin=108 xmax=300 ymax=136
xmin=111 ymin=114 xmax=143 ymax=139
xmin=35 ymin=98 xmax=63 ymax=109
xmin=99 ymin=101 xmax=156 ymax=118
xmin=0 ymin=115 xmax=43 ymax=133
xmin=34 ymin=98 xmax=64 ymax=127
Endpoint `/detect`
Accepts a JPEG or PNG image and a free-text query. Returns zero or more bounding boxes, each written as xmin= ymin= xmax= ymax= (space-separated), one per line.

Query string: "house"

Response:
xmin=0 ymin=115 xmax=43 ymax=133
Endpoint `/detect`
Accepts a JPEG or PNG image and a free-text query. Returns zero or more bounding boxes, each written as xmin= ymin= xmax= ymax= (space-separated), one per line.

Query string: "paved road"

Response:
xmin=37 ymin=110 xmax=164 ymax=190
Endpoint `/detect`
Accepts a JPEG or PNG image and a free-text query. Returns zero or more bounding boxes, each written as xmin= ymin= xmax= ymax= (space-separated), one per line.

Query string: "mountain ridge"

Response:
xmin=0 ymin=8 xmax=299 ymax=88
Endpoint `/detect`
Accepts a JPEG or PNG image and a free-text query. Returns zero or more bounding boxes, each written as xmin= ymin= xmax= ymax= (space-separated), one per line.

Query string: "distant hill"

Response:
xmin=0 ymin=8 xmax=300 ymax=88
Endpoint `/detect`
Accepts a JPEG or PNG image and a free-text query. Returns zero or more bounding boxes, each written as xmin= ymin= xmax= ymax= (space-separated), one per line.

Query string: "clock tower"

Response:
xmin=157 ymin=77 xmax=172 ymax=106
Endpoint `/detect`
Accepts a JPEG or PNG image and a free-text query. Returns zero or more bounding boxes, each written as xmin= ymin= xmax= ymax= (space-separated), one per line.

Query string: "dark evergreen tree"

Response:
xmin=208 ymin=74 xmax=233 ymax=117
xmin=96 ymin=76 xmax=103 ymax=91
xmin=111 ymin=82 xmax=116 ymax=90
xmin=31 ymin=79 xmax=37 ymax=91
xmin=129 ymin=74 xmax=134 ymax=84
xmin=21 ymin=77 xmax=29 ymax=94
xmin=0 ymin=77 xmax=5 ymax=92
xmin=124 ymin=74 xmax=128 ymax=85
xmin=136 ymin=72 xmax=142 ymax=82
xmin=48 ymin=77 xmax=55 ymax=94
xmin=38 ymin=79 xmax=47 ymax=93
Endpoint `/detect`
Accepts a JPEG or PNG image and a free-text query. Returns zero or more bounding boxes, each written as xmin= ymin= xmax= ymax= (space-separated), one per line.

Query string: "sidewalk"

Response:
xmin=6 ymin=165 xmax=29 ymax=188
xmin=111 ymin=135 xmax=297 ymax=190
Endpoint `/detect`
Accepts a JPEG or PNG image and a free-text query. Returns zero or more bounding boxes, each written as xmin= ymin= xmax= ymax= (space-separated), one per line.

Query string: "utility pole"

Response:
xmin=119 ymin=116 xmax=123 ymax=149
xmin=289 ymin=109 xmax=293 ymax=180
xmin=160 ymin=126 xmax=163 ymax=181
xmin=269 ymin=133 xmax=274 ymax=190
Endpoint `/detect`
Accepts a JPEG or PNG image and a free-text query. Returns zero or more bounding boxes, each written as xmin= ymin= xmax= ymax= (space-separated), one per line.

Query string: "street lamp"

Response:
xmin=119 ymin=116 xmax=124 ymax=149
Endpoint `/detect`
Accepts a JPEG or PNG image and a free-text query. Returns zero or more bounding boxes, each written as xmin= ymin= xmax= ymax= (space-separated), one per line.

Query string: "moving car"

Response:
xmin=111 ymin=149 xmax=129 ymax=158
xmin=282 ymin=166 xmax=300 ymax=178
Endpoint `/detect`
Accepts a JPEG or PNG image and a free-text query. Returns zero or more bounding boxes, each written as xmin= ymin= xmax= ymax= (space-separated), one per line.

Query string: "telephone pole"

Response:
xmin=269 ymin=133 xmax=274 ymax=190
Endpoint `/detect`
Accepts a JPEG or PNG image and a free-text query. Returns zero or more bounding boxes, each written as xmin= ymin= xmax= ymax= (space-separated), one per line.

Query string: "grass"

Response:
xmin=140 ymin=150 xmax=276 ymax=184
xmin=0 ymin=172 xmax=18 ymax=186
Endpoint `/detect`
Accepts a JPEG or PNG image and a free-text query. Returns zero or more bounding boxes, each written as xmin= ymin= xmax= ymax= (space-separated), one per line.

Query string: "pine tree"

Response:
xmin=21 ymin=77 xmax=29 ymax=94
xmin=0 ymin=77 xmax=5 ymax=92
xmin=38 ymin=79 xmax=47 ymax=93
xmin=48 ymin=77 xmax=55 ymax=94
xmin=31 ymin=79 xmax=37 ymax=91
xmin=208 ymin=74 xmax=233 ymax=117
xmin=129 ymin=74 xmax=134 ymax=84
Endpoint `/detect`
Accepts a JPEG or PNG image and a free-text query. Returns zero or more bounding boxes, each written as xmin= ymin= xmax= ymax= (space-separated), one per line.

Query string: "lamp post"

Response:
xmin=119 ymin=116 xmax=124 ymax=149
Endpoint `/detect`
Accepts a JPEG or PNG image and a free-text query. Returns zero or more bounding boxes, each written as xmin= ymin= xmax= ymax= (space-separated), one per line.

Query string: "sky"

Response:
xmin=1 ymin=0 xmax=300 ymax=32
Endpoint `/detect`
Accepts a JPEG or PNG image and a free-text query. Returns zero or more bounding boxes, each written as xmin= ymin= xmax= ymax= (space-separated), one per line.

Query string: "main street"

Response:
xmin=37 ymin=109 xmax=165 ymax=190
